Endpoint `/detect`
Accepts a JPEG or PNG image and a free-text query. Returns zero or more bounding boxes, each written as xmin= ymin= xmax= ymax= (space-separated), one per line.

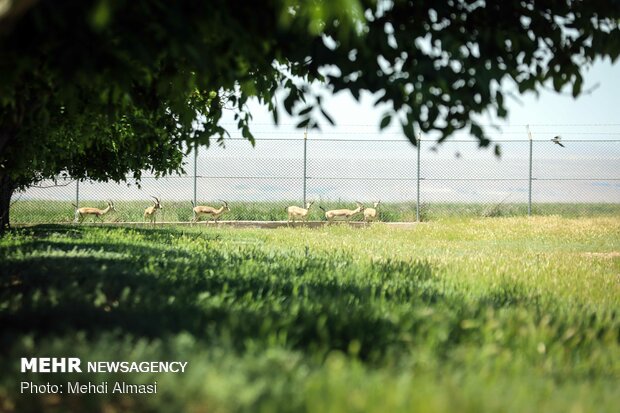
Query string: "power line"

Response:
xmin=221 ymin=122 xmax=620 ymax=127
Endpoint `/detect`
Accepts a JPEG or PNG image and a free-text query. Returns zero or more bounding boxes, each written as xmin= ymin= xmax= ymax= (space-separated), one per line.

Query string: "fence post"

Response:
xmin=416 ymin=131 xmax=421 ymax=222
xmin=527 ymin=125 xmax=533 ymax=216
xmin=303 ymin=127 xmax=308 ymax=206
xmin=75 ymin=179 xmax=80 ymax=208
xmin=193 ymin=142 xmax=198 ymax=207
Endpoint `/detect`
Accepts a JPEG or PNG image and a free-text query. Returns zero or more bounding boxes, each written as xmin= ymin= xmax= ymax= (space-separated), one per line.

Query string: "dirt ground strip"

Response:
xmin=582 ymin=252 xmax=620 ymax=259
xmin=29 ymin=221 xmax=421 ymax=229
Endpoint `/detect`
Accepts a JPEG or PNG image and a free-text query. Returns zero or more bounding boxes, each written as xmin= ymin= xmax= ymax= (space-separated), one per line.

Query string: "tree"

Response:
xmin=1 ymin=0 xmax=618 ymax=232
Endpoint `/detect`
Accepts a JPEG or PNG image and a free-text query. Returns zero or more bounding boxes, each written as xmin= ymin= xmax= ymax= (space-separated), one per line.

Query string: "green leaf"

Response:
xmin=572 ymin=73 xmax=583 ymax=98
xmin=494 ymin=144 xmax=502 ymax=158
xmin=296 ymin=118 xmax=311 ymax=129
xmin=298 ymin=105 xmax=313 ymax=116
xmin=271 ymin=107 xmax=279 ymax=125
xmin=402 ymin=122 xmax=417 ymax=146
xmin=380 ymin=114 xmax=392 ymax=130
xmin=90 ymin=0 xmax=111 ymax=30
xmin=283 ymin=91 xmax=296 ymax=116
xmin=553 ymin=75 xmax=563 ymax=92
xmin=320 ymin=108 xmax=335 ymax=126
xmin=470 ymin=123 xmax=483 ymax=140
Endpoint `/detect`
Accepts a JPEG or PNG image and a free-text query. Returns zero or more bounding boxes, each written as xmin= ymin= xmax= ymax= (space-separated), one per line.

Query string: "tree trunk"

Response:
xmin=0 ymin=173 xmax=14 ymax=235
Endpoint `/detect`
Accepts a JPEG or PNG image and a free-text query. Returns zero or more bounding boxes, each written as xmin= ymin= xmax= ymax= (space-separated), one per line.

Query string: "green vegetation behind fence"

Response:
xmin=9 ymin=200 xmax=620 ymax=224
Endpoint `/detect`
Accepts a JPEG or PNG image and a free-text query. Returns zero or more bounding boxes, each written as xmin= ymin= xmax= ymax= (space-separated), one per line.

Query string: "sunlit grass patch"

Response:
xmin=1 ymin=217 xmax=618 ymax=412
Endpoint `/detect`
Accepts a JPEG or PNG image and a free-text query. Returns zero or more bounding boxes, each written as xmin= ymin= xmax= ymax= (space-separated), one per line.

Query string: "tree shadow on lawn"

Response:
xmin=14 ymin=223 xmax=223 ymax=243
xmin=0 ymin=225 xmax=552 ymax=361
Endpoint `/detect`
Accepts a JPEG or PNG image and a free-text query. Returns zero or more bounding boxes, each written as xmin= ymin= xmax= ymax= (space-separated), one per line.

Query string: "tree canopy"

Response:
xmin=0 ymin=0 xmax=619 ymax=230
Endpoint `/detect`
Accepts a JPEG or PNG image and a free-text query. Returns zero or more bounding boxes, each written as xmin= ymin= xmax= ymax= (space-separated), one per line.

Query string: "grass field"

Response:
xmin=9 ymin=199 xmax=620 ymax=224
xmin=1 ymin=217 xmax=619 ymax=412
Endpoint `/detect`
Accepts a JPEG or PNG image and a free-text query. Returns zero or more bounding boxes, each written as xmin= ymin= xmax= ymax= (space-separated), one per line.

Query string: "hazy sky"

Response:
xmin=205 ymin=57 xmax=620 ymax=203
xmin=222 ymin=57 xmax=620 ymax=143
xmin=498 ymin=58 xmax=620 ymax=127
xmin=20 ymin=57 xmax=620 ymax=204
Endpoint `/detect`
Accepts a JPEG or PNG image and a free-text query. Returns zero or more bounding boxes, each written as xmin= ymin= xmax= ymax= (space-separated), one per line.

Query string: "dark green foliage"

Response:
xmin=1 ymin=0 xmax=619 ymax=232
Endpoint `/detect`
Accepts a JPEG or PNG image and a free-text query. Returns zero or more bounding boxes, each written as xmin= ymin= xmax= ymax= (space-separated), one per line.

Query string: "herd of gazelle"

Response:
xmin=73 ymin=198 xmax=381 ymax=224
xmin=288 ymin=200 xmax=381 ymax=225
xmin=72 ymin=197 xmax=231 ymax=224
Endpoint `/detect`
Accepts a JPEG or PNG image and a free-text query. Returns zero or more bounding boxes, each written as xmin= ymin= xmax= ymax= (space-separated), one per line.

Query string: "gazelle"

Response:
xmin=191 ymin=200 xmax=230 ymax=223
xmin=363 ymin=201 xmax=381 ymax=224
xmin=73 ymin=200 xmax=115 ymax=224
xmin=144 ymin=196 xmax=163 ymax=224
xmin=319 ymin=202 xmax=365 ymax=224
xmin=286 ymin=201 xmax=314 ymax=226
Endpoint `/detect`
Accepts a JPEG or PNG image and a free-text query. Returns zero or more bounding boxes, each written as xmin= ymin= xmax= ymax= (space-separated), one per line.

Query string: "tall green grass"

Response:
xmin=9 ymin=199 xmax=620 ymax=224
xmin=0 ymin=217 xmax=618 ymax=412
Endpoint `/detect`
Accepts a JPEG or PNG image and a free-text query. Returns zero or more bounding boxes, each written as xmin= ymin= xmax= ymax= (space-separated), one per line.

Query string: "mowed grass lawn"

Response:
xmin=1 ymin=217 xmax=618 ymax=412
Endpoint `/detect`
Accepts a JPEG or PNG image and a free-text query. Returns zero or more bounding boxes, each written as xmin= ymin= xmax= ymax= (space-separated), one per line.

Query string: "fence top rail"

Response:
xmin=209 ymin=137 xmax=620 ymax=143
xmin=115 ymin=175 xmax=620 ymax=181
xmin=409 ymin=177 xmax=619 ymax=182
xmin=228 ymin=130 xmax=620 ymax=136
xmin=221 ymin=122 xmax=620 ymax=127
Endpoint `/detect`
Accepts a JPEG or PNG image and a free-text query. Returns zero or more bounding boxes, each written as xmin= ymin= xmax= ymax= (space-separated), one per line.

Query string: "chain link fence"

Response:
xmin=10 ymin=126 xmax=620 ymax=224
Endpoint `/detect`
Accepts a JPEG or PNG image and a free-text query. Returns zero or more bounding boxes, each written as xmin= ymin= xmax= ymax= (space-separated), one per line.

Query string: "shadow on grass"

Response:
xmin=1 ymin=225 xmax=558 ymax=362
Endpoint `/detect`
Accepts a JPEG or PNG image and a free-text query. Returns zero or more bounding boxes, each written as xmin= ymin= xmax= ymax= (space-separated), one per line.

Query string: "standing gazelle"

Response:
xmin=319 ymin=202 xmax=365 ymax=224
xmin=73 ymin=200 xmax=115 ymax=224
xmin=144 ymin=196 xmax=163 ymax=224
xmin=286 ymin=201 xmax=314 ymax=226
xmin=363 ymin=201 xmax=381 ymax=224
xmin=191 ymin=200 xmax=230 ymax=223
